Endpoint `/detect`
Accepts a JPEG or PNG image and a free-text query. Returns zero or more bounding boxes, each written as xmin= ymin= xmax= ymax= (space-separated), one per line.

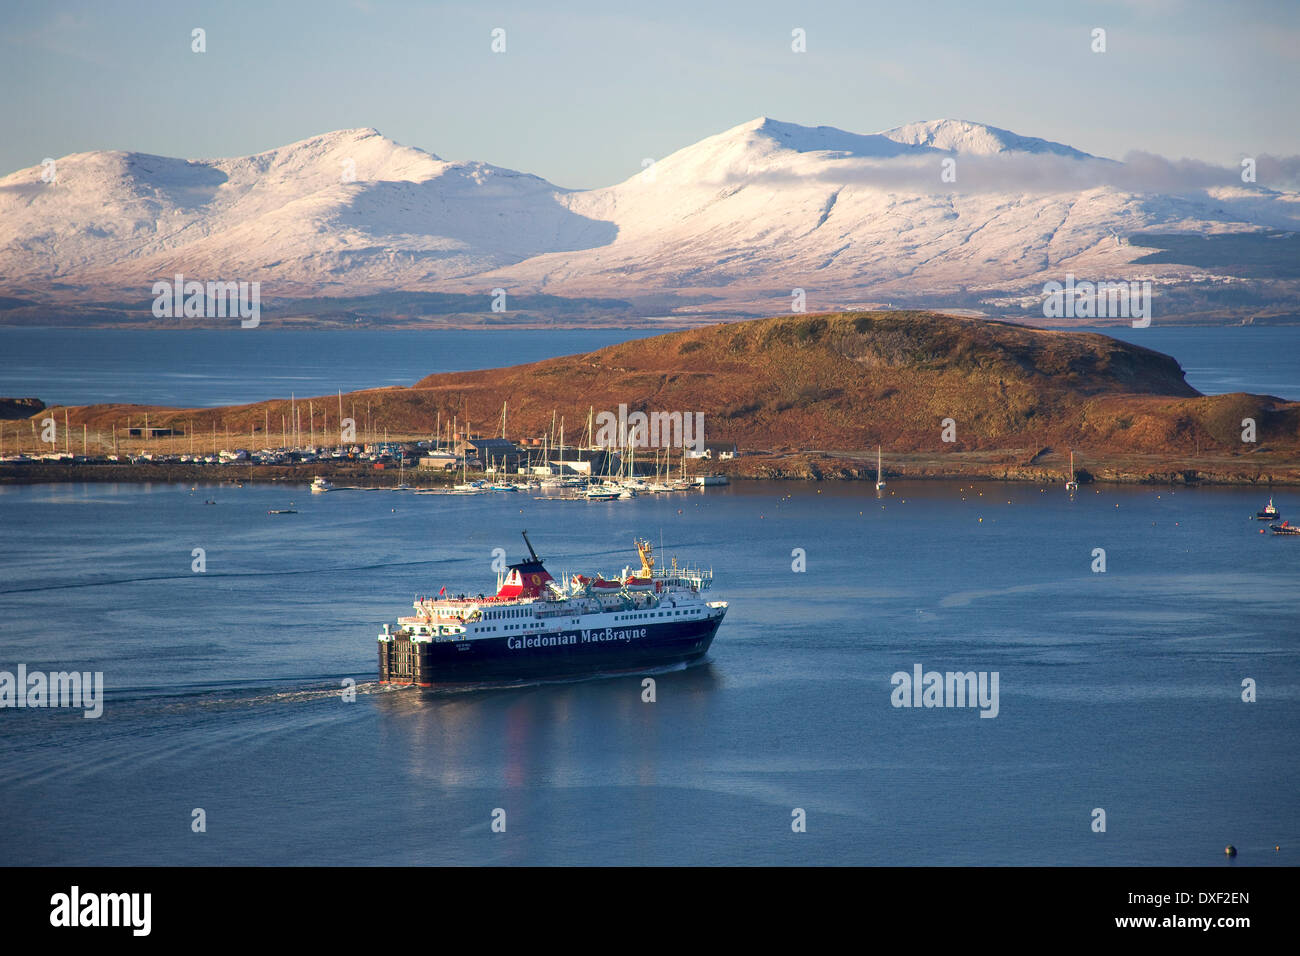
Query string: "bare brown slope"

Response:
xmin=29 ymin=311 xmax=1300 ymax=476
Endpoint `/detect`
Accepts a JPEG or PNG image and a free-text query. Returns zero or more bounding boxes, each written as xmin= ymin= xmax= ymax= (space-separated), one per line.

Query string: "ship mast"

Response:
xmin=521 ymin=530 xmax=541 ymax=563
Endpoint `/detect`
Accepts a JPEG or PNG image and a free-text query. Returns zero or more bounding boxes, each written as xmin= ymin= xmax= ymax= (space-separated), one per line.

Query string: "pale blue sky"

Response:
xmin=2 ymin=0 xmax=1296 ymax=189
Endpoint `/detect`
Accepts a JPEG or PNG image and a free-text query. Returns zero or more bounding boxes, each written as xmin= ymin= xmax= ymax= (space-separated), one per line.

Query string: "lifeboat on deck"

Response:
xmin=573 ymin=573 xmax=623 ymax=592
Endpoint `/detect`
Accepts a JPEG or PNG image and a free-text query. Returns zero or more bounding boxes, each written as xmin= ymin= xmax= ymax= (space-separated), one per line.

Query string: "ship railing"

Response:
xmin=654 ymin=570 xmax=712 ymax=590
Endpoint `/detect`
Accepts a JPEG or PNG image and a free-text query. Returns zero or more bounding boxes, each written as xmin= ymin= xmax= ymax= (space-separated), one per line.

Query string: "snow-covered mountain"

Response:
xmin=1 ymin=118 xmax=1296 ymax=315
xmin=0 ymin=127 xmax=612 ymax=297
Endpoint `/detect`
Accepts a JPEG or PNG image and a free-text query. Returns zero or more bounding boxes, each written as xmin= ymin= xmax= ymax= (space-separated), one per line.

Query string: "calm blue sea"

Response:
xmin=0 ymin=480 xmax=1296 ymax=865
xmin=0 ymin=328 xmax=664 ymax=408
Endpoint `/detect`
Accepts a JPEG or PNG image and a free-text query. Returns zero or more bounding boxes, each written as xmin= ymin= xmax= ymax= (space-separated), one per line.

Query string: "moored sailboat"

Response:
xmin=1065 ymin=450 xmax=1079 ymax=493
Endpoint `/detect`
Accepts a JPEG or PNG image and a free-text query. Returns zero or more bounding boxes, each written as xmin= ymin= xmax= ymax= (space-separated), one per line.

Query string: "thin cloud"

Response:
xmin=714 ymin=150 xmax=1300 ymax=195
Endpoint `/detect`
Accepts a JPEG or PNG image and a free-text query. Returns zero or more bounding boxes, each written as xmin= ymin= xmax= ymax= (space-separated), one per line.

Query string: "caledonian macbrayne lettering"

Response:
xmin=507 ymin=626 xmax=648 ymax=651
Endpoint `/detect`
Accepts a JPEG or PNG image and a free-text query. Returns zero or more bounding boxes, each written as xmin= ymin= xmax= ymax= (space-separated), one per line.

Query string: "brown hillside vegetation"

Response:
xmin=32 ymin=311 xmax=1300 ymax=481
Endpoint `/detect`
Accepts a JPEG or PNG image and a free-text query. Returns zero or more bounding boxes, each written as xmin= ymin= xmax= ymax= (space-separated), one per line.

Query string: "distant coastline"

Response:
xmin=1 ymin=451 xmax=1297 ymax=487
xmin=3 ymin=311 xmax=1297 ymax=487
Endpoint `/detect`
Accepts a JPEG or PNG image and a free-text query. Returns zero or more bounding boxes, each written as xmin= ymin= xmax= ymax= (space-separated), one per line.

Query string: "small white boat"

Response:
xmin=1065 ymin=450 xmax=1079 ymax=493
xmin=875 ymin=445 xmax=886 ymax=491
xmin=310 ymin=476 xmax=334 ymax=494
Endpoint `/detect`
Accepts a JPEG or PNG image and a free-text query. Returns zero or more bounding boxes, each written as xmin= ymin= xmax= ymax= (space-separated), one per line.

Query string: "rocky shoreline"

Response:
xmin=3 ymin=449 xmax=1296 ymax=487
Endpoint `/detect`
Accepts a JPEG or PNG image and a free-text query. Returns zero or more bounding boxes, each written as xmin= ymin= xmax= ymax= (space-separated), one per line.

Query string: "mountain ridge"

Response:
xmin=2 ymin=118 xmax=1296 ymax=321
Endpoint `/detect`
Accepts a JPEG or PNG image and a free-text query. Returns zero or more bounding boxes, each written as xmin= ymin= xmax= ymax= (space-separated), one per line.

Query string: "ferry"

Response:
xmin=1256 ymin=497 xmax=1281 ymax=521
xmin=378 ymin=533 xmax=726 ymax=684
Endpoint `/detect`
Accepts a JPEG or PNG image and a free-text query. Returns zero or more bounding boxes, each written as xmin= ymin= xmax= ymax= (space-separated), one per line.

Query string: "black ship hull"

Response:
xmin=379 ymin=615 xmax=723 ymax=685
